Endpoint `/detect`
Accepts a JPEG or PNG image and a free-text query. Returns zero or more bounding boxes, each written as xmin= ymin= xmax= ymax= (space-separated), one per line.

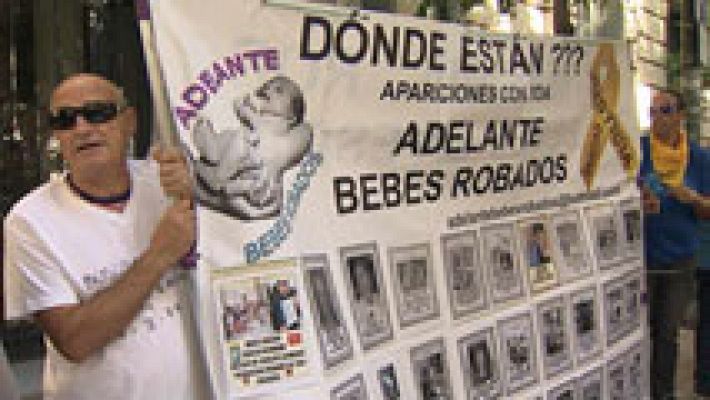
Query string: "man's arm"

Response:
xmin=35 ymin=199 xmax=195 ymax=362
xmin=667 ymin=185 xmax=710 ymax=219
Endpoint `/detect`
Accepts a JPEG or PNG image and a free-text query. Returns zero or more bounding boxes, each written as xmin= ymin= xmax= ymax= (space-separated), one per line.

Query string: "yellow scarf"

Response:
xmin=650 ymin=129 xmax=688 ymax=188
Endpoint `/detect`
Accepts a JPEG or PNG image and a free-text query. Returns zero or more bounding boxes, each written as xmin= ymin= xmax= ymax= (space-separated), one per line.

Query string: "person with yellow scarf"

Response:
xmin=640 ymin=90 xmax=710 ymax=400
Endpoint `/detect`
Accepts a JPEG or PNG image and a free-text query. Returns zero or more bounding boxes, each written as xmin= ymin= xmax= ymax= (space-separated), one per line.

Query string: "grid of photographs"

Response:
xmin=214 ymin=268 xmax=308 ymax=390
xmin=410 ymin=338 xmax=453 ymax=400
xmin=457 ymin=327 xmax=501 ymax=399
xmin=441 ymin=231 xmax=488 ymax=320
xmin=570 ymin=287 xmax=602 ymax=364
xmin=340 ymin=243 xmax=393 ymax=350
xmin=240 ymin=199 xmax=646 ymax=398
xmin=498 ymin=312 xmax=538 ymax=395
xmin=519 ymin=218 xmax=559 ymax=294
xmin=586 ymin=205 xmax=623 ymax=270
xmin=538 ymin=297 xmax=572 ymax=378
xmin=331 ymin=373 xmax=369 ymax=400
xmin=481 ymin=223 xmax=524 ymax=304
xmin=302 ymin=254 xmax=354 ymax=370
xmin=550 ymin=211 xmax=592 ymax=282
xmin=377 ymin=363 xmax=401 ymax=400
xmin=389 ymin=243 xmax=440 ymax=328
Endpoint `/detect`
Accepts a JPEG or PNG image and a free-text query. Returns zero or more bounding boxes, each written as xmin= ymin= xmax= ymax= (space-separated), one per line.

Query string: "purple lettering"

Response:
xmin=212 ymin=62 xmax=230 ymax=86
xmin=182 ymin=84 xmax=209 ymax=109
xmin=175 ymin=106 xmax=197 ymax=130
xmin=198 ymin=70 xmax=220 ymax=94
xmin=263 ymin=49 xmax=279 ymax=70
xmin=224 ymin=54 xmax=245 ymax=77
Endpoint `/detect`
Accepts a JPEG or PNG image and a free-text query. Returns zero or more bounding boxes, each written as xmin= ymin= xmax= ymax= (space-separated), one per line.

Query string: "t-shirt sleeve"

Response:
xmin=4 ymin=214 xmax=79 ymax=320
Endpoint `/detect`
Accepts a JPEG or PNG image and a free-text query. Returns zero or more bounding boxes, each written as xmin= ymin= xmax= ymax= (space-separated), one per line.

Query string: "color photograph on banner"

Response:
xmin=143 ymin=0 xmax=648 ymax=398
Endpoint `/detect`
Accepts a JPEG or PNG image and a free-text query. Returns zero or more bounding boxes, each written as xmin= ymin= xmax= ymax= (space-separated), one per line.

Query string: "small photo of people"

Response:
xmin=219 ymin=275 xmax=301 ymax=341
xmin=522 ymin=220 xmax=558 ymax=292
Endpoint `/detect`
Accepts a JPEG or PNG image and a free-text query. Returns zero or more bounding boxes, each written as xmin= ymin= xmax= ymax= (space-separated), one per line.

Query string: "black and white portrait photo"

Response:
xmin=576 ymin=368 xmax=603 ymax=400
xmin=192 ymin=75 xmax=314 ymax=220
xmin=389 ymin=243 xmax=439 ymax=328
xmin=302 ymin=255 xmax=353 ymax=369
xmin=498 ymin=312 xmax=538 ymax=394
xmin=482 ymin=224 xmax=523 ymax=304
xmin=607 ymin=356 xmax=627 ymax=400
xmin=624 ymin=273 xmax=642 ymax=335
xmin=587 ymin=205 xmax=621 ymax=269
xmin=538 ymin=298 xmax=572 ymax=377
xmin=331 ymin=373 xmax=369 ymax=400
xmin=604 ymin=280 xmax=627 ymax=345
xmin=458 ymin=328 xmax=500 ymax=399
xmin=626 ymin=343 xmax=645 ymax=400
xmin=410 ymin=339 xmax=453 ymax=400
xmin=340 ymin=243 xmax=393 ymax=350
xmin=377 ymin=363 xmax=401 ymax=400
xmin=571 ymin=287 xmax=601 ymax=363
xmin=442 ymin=231 xmax=487 ymax=319
xmin=551 ymin=211 xmax=592 ymax=281
xmin=620 ymin=199 xmax=643 ymax=258
xmin=520 ymin=219 xmax=558 ymax=293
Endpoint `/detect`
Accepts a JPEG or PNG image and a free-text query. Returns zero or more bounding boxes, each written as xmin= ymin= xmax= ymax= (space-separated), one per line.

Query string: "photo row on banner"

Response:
xmin=146 ymin=1 xmax=646 ymax=398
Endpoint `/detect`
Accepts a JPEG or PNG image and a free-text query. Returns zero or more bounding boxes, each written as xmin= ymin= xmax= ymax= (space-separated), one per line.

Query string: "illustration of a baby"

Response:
xmin=193 ymin=76 xmax=313 ymax=220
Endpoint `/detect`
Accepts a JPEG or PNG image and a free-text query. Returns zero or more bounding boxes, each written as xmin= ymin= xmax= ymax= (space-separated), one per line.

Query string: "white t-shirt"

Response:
xmin=4 ymin=160 xmax=199 ymax=400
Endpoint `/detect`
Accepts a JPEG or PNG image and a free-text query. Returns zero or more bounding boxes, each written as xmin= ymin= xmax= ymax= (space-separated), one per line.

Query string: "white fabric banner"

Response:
xmin=148 ymin=1 xmax=648 ymax=399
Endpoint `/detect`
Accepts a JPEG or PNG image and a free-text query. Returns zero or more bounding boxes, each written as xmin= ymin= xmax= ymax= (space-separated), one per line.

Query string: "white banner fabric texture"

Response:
xmin=148 ymin=1 xmax=648 ymax=399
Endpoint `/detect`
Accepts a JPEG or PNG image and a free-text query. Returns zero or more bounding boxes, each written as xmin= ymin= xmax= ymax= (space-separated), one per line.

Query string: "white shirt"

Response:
xmin=4 ymin=160 xmax=199 ymax=400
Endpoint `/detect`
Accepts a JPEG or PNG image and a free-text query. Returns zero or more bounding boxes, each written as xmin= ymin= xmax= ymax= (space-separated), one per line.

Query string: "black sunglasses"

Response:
xmin=649 ymin=105 xmax=677 ymax=117
xmin=48 ymin=101 xmax=124 ymax=130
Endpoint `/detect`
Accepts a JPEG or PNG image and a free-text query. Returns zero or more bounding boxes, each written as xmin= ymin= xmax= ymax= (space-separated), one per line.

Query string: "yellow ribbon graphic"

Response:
xmin=579 ymin=43 xmax=639 ymax=190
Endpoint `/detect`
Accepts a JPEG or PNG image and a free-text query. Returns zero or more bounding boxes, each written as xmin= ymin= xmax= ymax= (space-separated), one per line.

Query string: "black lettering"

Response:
xmin=335 ymin=21 xmax=369 ymax=64
xmin=452 ymin=167 xmax=473 ymax=198
xmin=430 ymin=31 xmax=446 ymax=71
xmin=333 ymin=177 xmax=357 ymax=213
xmin=423 ymin=123 xmax=445 ymax=154
xmin=403 ymin=28 xmax=426 ymax=68
xmin=447 ymin=121 xmax=464 ymax=153
xmin=406 ymin=170 xmax=424 ymax=204
xmin=372 ymin=25 xmax=400 ymax=67
xmin=360 ymin=173 xmax=381 ymax=211
xmin=394 ymin=122 xmax=418 ymax=155
xmin=460 ymin=36 xmax=479 ymax=73
xmin=301 ymin=16 xmax=331 ymax=61
xmin=473 ymin=165 xmax=494 ymax=194
xmin=382 ymin=173 xmax=401 ymax=207
xmin=425 ymin=170 xmax=445 ymax=201
xmin=556 ymin=154 xmax=568 ymax=182
xmin=494 ymin=163 xmax=512 ymax=192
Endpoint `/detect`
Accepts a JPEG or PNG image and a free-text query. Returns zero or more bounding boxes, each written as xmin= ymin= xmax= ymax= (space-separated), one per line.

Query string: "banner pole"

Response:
xmin=136 ymin=0 xmax=177 ymax=148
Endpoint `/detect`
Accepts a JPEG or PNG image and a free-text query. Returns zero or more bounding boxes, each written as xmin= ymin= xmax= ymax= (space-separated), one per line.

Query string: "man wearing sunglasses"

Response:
xmin=3 ymin=74 xmax=204 ymax=399
xmin=639 ymin=89 xmax=710 ymax=399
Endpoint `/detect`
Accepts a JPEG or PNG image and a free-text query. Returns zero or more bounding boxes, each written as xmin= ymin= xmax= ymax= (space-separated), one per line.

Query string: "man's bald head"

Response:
xmin=50 ymin=73 xmax=127 ymax=111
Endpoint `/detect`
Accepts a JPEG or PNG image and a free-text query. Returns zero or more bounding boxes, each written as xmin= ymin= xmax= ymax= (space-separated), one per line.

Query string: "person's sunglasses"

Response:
xmin=48 ymin=101 xmax=125 ymax=130
xmin=649 ymin=105 xmax=677 ymax=117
